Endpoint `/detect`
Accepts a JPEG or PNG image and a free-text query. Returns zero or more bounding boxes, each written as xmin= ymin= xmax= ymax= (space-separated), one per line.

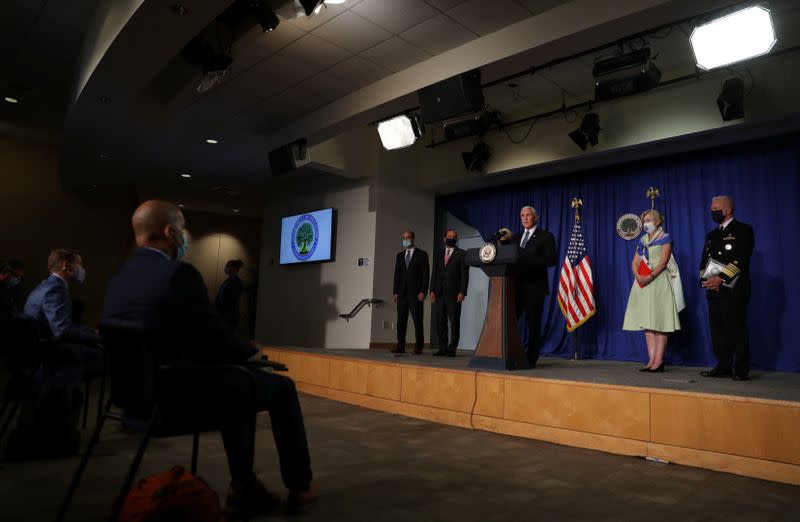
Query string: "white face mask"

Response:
xmin=643 ymin=222 xmax=656 ymax=234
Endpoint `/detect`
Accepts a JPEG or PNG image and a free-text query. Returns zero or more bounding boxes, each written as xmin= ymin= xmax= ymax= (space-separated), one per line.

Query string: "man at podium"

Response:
xmin=513 ymin=206 xmax=557 ymax=368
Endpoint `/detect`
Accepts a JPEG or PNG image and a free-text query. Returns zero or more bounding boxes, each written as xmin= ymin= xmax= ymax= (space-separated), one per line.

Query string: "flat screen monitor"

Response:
xmin=279 ymin=207 xmax=335 ymax=265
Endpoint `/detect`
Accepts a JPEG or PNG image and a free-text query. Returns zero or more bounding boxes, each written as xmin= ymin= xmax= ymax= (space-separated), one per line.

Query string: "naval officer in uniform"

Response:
xmin=699 ymin=195 xmax=755 ymax=381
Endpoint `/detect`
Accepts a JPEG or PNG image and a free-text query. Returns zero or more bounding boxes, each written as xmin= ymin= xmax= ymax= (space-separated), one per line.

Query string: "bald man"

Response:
xmin=104 ymin=201 xmax=316 ymax=515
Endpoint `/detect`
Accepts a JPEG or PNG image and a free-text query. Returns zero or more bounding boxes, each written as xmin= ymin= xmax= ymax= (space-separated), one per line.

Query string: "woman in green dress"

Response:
xmin=623 ymin=210 xmax=682 ymax=372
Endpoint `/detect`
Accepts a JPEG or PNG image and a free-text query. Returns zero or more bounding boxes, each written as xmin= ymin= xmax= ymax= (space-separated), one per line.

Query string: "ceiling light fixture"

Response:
xmin=4 ymin=96 xmax=19 ymax=104
xmin=181 ymin=173 xmax=192 ymax=178
xmin=568 ymin=113 xmax=600 ymax=151
xmin=178 ymin=204 xmax=185 ymax=208
xmin=717 ymin=77 xmax=745 ymax=121
xmin=206 ymin=139 xmax=218 ymax=144
xmin=690 ymin=5 xmax=777 ymax=70
xmin=376 ymin=114 xmax=424 ymax=151
xmin=233 ymin=209 xmax=240 ymax=213
xmin=251 ymin=0 xmax=280 ymax=31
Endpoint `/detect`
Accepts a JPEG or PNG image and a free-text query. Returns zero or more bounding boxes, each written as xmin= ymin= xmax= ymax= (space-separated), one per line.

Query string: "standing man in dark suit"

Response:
xmin=104 ymin=201 xmax=316 ymax=515
xmin=699 ymin=195 xmax=755 ymax=381
xmin=392 ymin=230 xmax=429 ymax=354
xmin=430 ymin=230 xmax=469 ymax=357
xmin=515 ymin=206 xmax=557 ymax=368
xmin=216 ymin=259 xmax=244 ymax=332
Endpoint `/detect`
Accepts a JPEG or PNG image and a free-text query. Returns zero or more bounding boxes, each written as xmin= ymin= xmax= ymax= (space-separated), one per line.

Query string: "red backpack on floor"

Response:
xmin=118 ymin=466 xmax=225 ymax=522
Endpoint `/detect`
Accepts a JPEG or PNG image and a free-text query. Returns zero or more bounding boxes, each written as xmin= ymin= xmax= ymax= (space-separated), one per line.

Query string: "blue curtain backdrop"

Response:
xmin=441 ymin=133 xmax=800 ymax=372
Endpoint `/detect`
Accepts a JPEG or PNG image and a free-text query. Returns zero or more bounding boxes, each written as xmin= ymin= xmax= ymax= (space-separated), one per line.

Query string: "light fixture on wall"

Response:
xmin=376 ymin=114 xmax=424 ymax=151
xmin=568 ymin=112 xmax=600 ymax=151
xmin=690 ymin=5 xmax=777 ymax=70
xmin=717 ymin=77 xmax=745 ymax=121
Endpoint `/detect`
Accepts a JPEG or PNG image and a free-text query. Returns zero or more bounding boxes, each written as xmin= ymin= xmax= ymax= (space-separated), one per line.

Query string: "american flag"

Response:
xmin=557 ymin=218 xmax=595 ymax=332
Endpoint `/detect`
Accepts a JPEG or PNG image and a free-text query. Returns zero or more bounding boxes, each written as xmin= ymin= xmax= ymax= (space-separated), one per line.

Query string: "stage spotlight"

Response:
xmin=250 ymin=0 xmax=279 ymax=31
xmin=690 ymin=5 xmax=777 ymax=70
xmin=298 ymin=1 xmax=325 ymax=16
xmin=377 ymin=115 xmax=424 ymax=151
xmin=462 ymin=141 xmax=491 ymax=172
xmin=569 ymin=113 xmax=600 ymax=151
xmin=717 ymin=77 xmax=744 ymax=121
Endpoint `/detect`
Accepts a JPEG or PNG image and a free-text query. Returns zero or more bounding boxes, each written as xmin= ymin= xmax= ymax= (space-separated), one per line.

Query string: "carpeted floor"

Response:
xmin=1 ymin=393 xmax=797 ymax=521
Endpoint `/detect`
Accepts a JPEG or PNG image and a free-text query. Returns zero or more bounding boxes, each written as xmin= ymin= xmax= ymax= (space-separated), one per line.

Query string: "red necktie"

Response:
xmin=444 ymin=249 xmax=451 ymax=265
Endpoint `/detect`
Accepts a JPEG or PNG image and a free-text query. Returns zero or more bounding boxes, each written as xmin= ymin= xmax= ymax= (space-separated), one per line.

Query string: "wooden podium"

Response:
xmin=465 ymin=245 xmax=529 ymax=370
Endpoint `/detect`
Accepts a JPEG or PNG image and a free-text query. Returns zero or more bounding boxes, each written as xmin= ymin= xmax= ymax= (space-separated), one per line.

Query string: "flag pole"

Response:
xmin=570 ymin=197 xmax=583 ymax=361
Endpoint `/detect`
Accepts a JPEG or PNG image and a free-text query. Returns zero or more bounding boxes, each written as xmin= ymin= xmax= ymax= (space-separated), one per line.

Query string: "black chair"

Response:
xmin=0 ymin=315 xmax=105 ymax=441
xmin=55 ymin=320 xmax=259 ymax=522
xmin=0 ymin=316 xmax=105 ymax=436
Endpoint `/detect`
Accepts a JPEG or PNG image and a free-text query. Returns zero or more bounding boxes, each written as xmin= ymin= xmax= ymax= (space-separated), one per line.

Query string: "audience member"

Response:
xmin=103 ymin=200 xmax=316 ymax=515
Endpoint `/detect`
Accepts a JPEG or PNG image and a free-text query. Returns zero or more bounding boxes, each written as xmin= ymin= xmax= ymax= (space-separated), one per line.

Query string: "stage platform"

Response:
xmin=261 ymin=347 xmax=800 ymax=486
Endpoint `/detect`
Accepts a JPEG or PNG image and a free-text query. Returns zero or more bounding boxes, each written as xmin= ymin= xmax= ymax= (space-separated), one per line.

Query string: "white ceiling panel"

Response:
xmin=352 ymin=0 xmax=440 ymax=34
xmin=277 ymin=33 xmax=351 ymax=75
xmin=237 ymin=52 xmax=317 ymax=99
xmin=312 ymin=10 xmax=392 ymax=53
xmin=446 ymin=0 xmax=532 ymax=36
xmin=284 ymin=3 xmax=348 ymax=31
xmin=516 ymin=0 xmax=570 ymax=16
xmin=316 ymin=55 xmax=392 ymax=92
xmin=359 ymin=36 xmax=432 ymax=72
xmin=423 ymin=0 xmax=467 ymax=11
xmin=229 ymin=22 xmax=305 ymax=75
xmin=399 ymin=13 xmax=477 ymax=55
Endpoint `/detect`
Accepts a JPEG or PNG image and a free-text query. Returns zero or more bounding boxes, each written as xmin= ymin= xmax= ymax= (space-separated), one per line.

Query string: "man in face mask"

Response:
xmin=430 ymin=230 xmax=469 ymax=357
xmin=24 ymin=249 xmax=103 ymax=368
xmin=392 ymin=230 xmax=430 ymax=354
xmin=699 ymin=195 xmax=755 ymax=381
xmin=104 ymin=200 xmax=316 ymax=515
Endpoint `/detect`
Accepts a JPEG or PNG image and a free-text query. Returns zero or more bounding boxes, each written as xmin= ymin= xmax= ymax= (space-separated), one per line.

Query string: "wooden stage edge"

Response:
xmin=261 ymin=347 xmax=800 ymax=486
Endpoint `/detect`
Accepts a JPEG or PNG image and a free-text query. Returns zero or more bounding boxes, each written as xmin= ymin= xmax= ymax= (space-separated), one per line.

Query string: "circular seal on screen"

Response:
xmin=616 ymin=213 xmax=642 ymax=240
xmin=479 ymin=242 xmax=497 ymax=263
xmin=291 ymin=214 xmax=319 ymax=261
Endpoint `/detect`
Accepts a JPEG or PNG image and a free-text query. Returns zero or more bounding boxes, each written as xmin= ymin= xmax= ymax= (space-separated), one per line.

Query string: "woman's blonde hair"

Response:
xmin=640 ymin=209 xmax=663 ymax=227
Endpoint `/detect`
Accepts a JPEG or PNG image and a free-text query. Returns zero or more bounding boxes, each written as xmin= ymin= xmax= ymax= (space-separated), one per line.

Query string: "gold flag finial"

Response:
xmin=646 ymin=187 xmax=660 ymax=209
xmin=571 ymin=197 xmax=583 ymax=222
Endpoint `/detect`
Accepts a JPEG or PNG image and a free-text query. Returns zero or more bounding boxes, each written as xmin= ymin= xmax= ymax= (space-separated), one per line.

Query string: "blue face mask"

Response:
xmin=176 ymin=231 xmax=190 ymax=260
xmin=72 ymin=265 xmax=86 ymax=284
xmin=402 ymin=239 xmax=413 ymax=249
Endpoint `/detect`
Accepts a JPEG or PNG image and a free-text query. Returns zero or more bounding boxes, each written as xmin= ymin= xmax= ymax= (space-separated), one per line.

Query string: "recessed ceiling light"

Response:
xmin=99 ymin=153 xmax=107 ymax=158
xmin=206 ymin=138 xmax=218 ymax=144
xmin=181 ymin=173 xmax=191 ymax=178
xmin=4 ymin=96 xmax=19 ymax=104
xmin=178 ymin=204 xmax=185 ymax=208
xmin=233 ymin=209 xmax=240 ymax=213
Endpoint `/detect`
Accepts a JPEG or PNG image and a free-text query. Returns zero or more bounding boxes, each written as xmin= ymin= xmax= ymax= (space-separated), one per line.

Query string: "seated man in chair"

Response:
xmin=103 ymin=200 xmax=316 ymax=515
xmin=24 ymin=249 xmax=104 ymax=378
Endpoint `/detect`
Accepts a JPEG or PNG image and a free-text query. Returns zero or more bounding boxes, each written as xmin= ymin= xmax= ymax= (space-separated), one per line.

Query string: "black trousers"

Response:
xmin=397 ymin=294 xmax=424 ymax=350
xmin=220 ymin=370 xmax=312 ymax=491
xmin=707 ymin=295 xmax=750 ymax=378
xmin=435 ymin=296 xmax=462 ymax=353
xmin=517 ymin=293 xmax=545 ymax=367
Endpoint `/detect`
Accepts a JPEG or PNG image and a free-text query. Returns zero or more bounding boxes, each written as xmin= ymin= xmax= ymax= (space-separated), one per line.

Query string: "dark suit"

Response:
xmin=700 ymin=219 xmax=754 ymax=378
xmin=104 ymin=247 xmax=312 ymax=490
xmin=431 ymin=247 xmax=469 ymax=354
xmin=393 ymin=248 xmax=430 ymax=352
xmin=514 ymin=227 xmax=557 ymax=367
xmin=215 ymin=275 xmax=243 ymax=331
